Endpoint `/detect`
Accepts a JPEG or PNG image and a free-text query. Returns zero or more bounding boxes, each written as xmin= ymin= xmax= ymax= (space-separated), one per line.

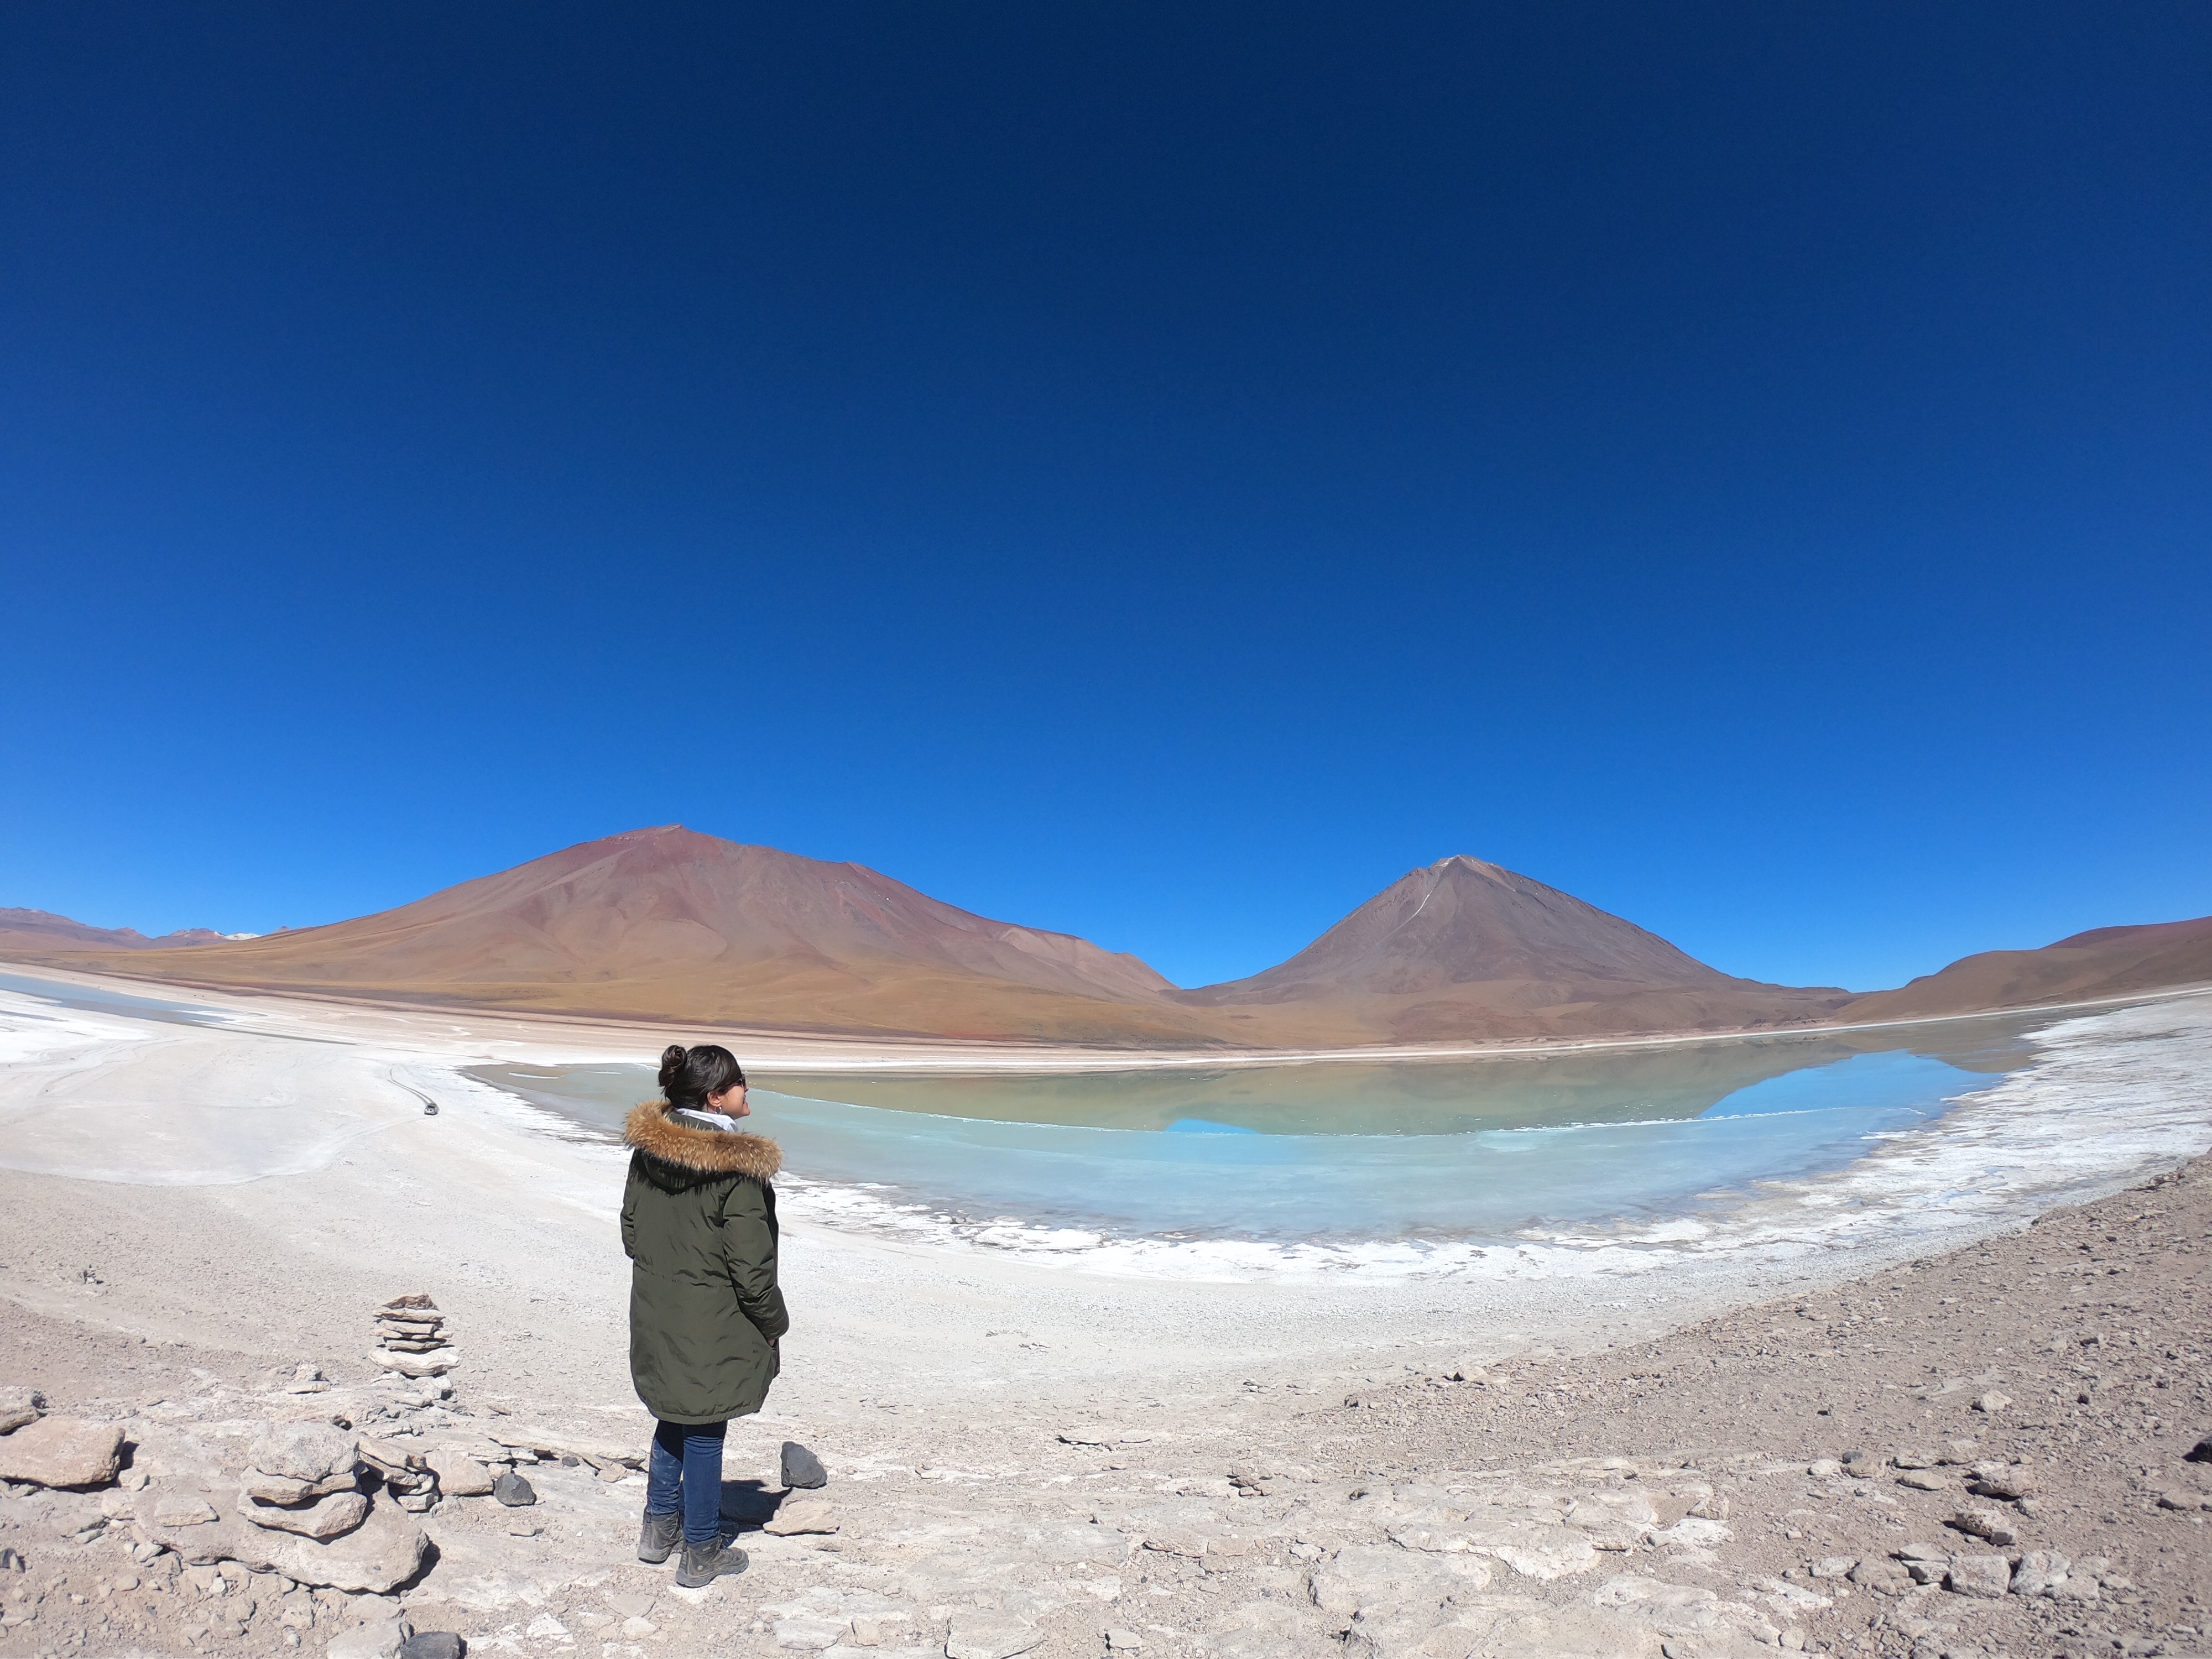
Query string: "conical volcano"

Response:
xmin=1175 ymin=856 xmax=1847 ymax=1041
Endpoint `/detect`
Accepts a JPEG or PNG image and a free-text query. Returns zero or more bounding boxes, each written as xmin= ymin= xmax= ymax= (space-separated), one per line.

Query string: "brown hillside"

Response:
xmin=1844 ymin=912 xmax=2212 ymax=1023
xmin=2 ymin=827 xmax=1228 ymax=1044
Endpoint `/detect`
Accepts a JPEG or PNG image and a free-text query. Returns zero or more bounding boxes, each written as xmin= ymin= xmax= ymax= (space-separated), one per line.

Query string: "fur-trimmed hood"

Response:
xmin=624 ymin=1100 xmax=781 ymax=1185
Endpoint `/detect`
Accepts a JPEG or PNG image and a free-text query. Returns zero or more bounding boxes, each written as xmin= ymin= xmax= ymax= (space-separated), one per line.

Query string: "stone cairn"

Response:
xmin=238 ymin=1422 xmax=370 ymax=1541
xmin=373 ymin=1294 xmax=460 ymax=1414
xmin=360 ymin=1437 xmax=439 ymax=1512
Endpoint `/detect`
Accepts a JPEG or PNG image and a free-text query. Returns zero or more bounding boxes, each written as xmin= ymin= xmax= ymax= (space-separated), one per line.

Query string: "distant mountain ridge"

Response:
xmin=4 ymin=830 xmax=2206 ymax=1044
xmin=1843 ymin=912 xmax=2212 ymax=1024
xmin=0 ymin=907 xmax=231 ymax=951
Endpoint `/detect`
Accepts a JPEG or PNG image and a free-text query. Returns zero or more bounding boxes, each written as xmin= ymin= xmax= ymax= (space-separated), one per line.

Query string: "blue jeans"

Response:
xmin=644 ymin=1419 xmax=726 ymax=1547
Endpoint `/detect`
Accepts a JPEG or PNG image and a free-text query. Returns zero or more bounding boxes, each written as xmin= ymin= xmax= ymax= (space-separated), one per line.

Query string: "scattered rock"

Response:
xmin=2184 ymin=1434 xmax=2211 ymax=1465
xmin=781 ymin=1439 xmax=828 ymax=1489
xmin=1807 ymin=1458 xmax=1842 ymax=1477
xmin=761 ymin=1495 xmax=837 ymax=1536
xmin=1808 ymin=1556 xmax=1856 ymax=1578
xmin=0 ymin=1416 xmax=124 ymax=1488
xmin=325 ymin=1610 xmax=411 ymax=1659
xmin=1966 ymin=1463 xmax=2038 ymax=1501
xmin=945 ymin=1609 xmax=1041 ymax=1659
xmin=251 ymin=1424 xmax=359 ymax=1486
xmin=150 ymin=1496 xmax=221 ymax=1527
xmin=424 ymin=1450 xmax=495 ymax=1496
xmin=1446 ymin=1361 xmax=1488 ymax=1383
xmin=1056 ymin=1426 xmax=1141 ymax=1447
xmin=1972 ymin=1391 xmax=2011 ymax=1414
xmin=492 ymin=1470 xmax=536 ymax=1507
xmin=0 ymin=1387 xmax=45 ymax=1436
xmin=1944 ymin=1554 xmax=2011 ymax=1598
xmin=2012 ymin=1550 xmax=2071 ymax=1596
xmin=1895 ymin=1545 xmax=1949 ymax=1585
xmin=1897 ymin=1471 xmax=1950 ymax=1491
xmin=242 ymin=1489 xmax=370 ymax=1540
xmin=398 ymin=1635 xmax=465 ymax=1659
xmin=1891 ymin=1448 xmax=1939 ymax=1469
xmin=1949 ymin=1507 xmax=2020 ymax=1547
xmin=1849 ymin=1558 xmax=1910 ymax=1594
xmin=1105 ymin=1630 xmax=1144 ymax=1651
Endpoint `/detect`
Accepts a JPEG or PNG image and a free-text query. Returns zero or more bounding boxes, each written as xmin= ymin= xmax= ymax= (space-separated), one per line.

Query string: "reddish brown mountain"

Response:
xmin=4 ymin=827 xmax=1213 ymax=1042
xmin=0 ymin=908 xmax=227 ymax=952
xmin=1172 ymin=856 xmax=1849 ymax=1042
xmin=10 ymin=835 xmax=2206 ymax=1046
xmin=1844 ymin=914 xmax=2212 ymax=1023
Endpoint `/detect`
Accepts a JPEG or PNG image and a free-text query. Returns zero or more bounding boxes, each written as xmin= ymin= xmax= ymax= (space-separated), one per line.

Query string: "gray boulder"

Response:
xmin=492 ymin=1470 xmax=535 ymax=1507
xmin=1945 ymin=1554 xmax=2011 ymax=1598
xmin=0 ymin=1387 xmax=45 ymax=1436
xmin=0 ymin=1417 xmax=123 ymax=1488
xmin=251 ymin=1423 xmax=359 ymax=1485
xmin=780 ymin=1441 xmax=827 ymax=1489
xmin=2012 ymin=1550 xmax=2071 ymax=1597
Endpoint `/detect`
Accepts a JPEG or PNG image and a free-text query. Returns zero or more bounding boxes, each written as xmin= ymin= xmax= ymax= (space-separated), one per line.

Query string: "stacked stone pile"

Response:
xmin=373 ymin=1294 xmax=459 ymax=1415
xmin=358 ymin=1437 xmax=440 ymax=1514
xmin=374 ymin=1295 xmax=457 ymax=1377
xmin=236 ymin=1423 xmax=368 ymax=1541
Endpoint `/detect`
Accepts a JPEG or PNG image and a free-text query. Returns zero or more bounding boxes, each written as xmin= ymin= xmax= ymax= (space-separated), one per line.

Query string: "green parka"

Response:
xmin=620 ymin=1100 xmax=789 ymax=1425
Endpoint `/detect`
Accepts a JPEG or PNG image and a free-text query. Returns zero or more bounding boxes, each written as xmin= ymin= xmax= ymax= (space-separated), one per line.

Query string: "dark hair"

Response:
xmin=658 ymin=1044 xmax=746 ymax=1110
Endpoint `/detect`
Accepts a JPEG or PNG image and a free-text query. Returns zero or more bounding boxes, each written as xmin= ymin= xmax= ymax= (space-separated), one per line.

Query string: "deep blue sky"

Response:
xmin=4 ymin=3 xmax=2208 ymax=993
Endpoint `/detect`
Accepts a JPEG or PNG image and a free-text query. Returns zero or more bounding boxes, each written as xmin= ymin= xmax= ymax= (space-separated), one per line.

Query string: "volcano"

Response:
xmin=1173 ymin=856 xmax=1849 ymax=1041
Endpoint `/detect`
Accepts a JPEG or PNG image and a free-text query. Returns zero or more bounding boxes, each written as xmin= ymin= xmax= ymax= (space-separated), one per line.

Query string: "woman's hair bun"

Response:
xmin=657 ymin=1042 xmax=746 ymax=1109
xmin=658 ymin=1045 xmax=688 ymax=1091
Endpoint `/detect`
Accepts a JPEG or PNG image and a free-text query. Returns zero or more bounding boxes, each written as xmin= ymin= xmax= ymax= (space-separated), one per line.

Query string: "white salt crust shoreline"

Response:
xmin=0 ymin=966 xmax=2207 ymax=1417
xmin=447 ymin=994 xmax=2212 ymax=1288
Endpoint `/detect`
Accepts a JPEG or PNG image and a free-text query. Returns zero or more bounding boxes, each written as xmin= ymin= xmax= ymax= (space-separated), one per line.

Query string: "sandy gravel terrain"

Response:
xmin=1 ymin=969 xmax=2207 ymax=1659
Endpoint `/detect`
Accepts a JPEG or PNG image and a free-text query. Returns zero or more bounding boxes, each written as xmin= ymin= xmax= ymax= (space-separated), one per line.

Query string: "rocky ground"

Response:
xmin=2 ymin=1154 xmax=2206 ymax=1659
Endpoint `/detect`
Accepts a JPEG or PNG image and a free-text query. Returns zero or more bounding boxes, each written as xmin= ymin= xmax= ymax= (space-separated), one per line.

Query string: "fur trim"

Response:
xmin=624 ymin=1101 xmax=782 ymax=1179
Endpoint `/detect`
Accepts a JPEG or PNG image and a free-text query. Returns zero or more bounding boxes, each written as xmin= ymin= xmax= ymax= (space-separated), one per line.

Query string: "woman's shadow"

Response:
xmin=717 ymin=1477 xmax=791 ymax=1534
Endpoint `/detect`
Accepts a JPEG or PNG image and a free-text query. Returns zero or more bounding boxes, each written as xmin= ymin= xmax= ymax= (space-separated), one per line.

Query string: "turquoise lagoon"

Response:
xmin=471 ymin=1013 xmax=2046 ymax=1247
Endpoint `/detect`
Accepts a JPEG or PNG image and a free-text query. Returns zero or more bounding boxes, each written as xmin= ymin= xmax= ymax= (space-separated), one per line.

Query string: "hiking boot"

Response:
xmin=637 ymin=1509 xmax=681 ymax=1564
xmin=674 ymin=1538 xmax=749 ymax=1589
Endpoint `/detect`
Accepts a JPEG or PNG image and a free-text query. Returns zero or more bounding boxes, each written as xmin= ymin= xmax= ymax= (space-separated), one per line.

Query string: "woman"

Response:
xmin=621 ymin=1043 xmax=787 ymax=1588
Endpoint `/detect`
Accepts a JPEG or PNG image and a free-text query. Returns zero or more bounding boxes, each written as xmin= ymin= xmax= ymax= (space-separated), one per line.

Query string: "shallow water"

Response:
xmin=0 ymin=969 xmax=239 ymax=1030
xmin=471 ymin=1012 xmax=2048 ymax=1244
